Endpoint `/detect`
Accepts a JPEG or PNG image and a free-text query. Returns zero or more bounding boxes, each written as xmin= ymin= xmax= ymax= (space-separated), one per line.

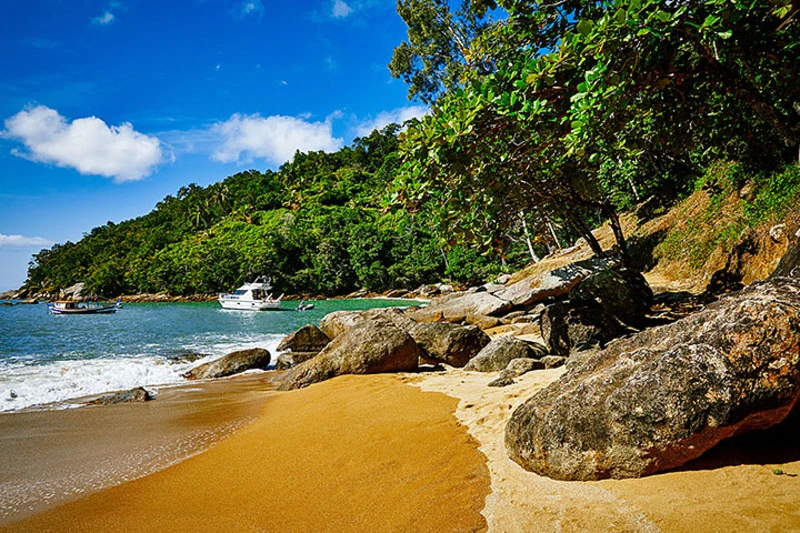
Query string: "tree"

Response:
xmin=390 ymin=0 xmax=501 ymax=103
xmin=393 ymin=0 xmax=800 ymax=265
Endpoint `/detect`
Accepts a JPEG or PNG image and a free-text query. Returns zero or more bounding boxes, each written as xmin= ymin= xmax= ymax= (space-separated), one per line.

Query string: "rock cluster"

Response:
xmin=278 ymin=319 xmax=420 ymax=391
xmin=271 ymin=256 xmax=652 ymax=391
xmin=506 ymin=278 xmax=800 ymax=480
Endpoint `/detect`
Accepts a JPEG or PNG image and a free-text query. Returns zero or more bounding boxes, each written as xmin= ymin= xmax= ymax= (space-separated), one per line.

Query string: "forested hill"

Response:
xmin=25 ymin=126 xmax=508 ymax=297
xmin=25 ymin=0 xmax=800 ymax=298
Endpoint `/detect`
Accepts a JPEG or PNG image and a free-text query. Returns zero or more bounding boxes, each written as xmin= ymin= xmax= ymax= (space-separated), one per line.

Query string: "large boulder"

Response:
xmin=539 ymin=267 xmax=653 ymax=355
xmin=505 ymin=280 xmax=800 ymax=480
xmin=409 ymin=322 xmax=490 ymax=367
xmin=408 ymin=292 xmax=513 ymax=323
xmin=277 ymin=324 xmax=331 ymax=353
xmin=464 ymin=336 xmax=547 ymax=372
xmin=494 ymin=256 xmax=618 ymax=307
xmin=318 ymin=307 xmax=415 ymax=339
xmin=569 ymin=268 xmax=653 ymax=328
xmin=275 ymin=351 xmax=319 ymax=371
xmin=539 ymin=300 xmax=625 ymax=356
xmin=278 ymin=319 xmax=420 ymax=391
xmin=319 ymin=310 xmax=366 ymax=339
xmin=184 ymin=348 xmax=272 ymax=380
xmin=60 ymin=282 xmax=85 ymax=301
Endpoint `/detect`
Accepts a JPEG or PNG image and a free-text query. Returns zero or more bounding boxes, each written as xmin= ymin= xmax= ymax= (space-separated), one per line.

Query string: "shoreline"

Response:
xmin=3 ymin=368 xmax=800 ymax=531
xmin=0 ymin=373 xmax=282 ymax=525
xmin=3 ymin=293 xmax=433 ymax=305
xmin=1 ymin=373 xmax=489 ymax=533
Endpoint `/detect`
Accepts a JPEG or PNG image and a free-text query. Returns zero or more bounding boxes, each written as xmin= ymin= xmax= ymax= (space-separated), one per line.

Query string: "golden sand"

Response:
xmin=413 ymin=368 xmax=800 ymax=533
xmin=5 ymin=366 xmax=800 ymax=533
xmin=2 ymin=374 xmax=489 ymax=533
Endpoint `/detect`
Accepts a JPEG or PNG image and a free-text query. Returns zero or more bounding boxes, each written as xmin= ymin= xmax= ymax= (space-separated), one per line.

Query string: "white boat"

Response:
xmin=48 ymin=299 xmax=122 ymax=315
xmin=218 ymin=277 xmax=283 ymax=311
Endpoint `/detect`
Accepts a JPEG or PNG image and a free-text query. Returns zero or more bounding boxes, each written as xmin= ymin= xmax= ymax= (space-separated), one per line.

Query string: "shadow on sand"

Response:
xmin=674 ymin=408 xmax=800 ymax=474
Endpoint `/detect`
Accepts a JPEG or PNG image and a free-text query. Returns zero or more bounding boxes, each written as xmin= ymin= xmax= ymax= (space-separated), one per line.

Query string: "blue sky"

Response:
xmin=0 ymin=0 xmax=426 ymax=291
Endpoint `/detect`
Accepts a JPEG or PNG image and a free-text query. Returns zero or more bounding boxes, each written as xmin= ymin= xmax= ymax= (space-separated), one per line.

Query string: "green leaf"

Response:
xmin=654 ymin=10 xmax=671 ymax=23
xmin=576 ymin=19 xmax=594 ymax=36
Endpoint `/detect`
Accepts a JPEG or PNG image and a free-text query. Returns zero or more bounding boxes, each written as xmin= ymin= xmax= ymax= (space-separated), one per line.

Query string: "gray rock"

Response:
xmin=505 ymin=357 xmax=545 ymax=375
xmin=770 ymin=224 xmax=787 ymax=243
xmin=409 ymin=322 xmax=490 ymax=367
xmin=465 ymin=313 xmax=503 ymax=330
xmin=772 ymin=238 xmax=800 ymax=279
xmin=495 ymin=273 xmax=512 ymax=284
xmin=319 ymin=310 xmax=366 ymax=339
xmin=275 ymin=351 xmax=319 ymax=371
xmin=540 ymin=300 xmax=624 ymax=356
xmin=184 ymin=348 xmax=272 ymax=380
xmin=277 ymin=324 xmax=331 ymax=353
xmin=495 ymin=256 xmax=618 ymax=307
xmin=506 ymin=280 xmax=800 ymax=480
xmin=481 ymin=283 xmax=506 ymax=295
xmin=488 ymin=358 xmax=546 ymax=388
xmin=488 ymin=375 xmax=517 ymax=388
xmin=408 ymin=292 xmax=513 ymax=323
xmin=168 ymin=352 xmax=206 ymax=364
xmin=540 ymin=355 xmax=566 ymax=369
xmin=539 ymin=267 xmax=652 ymax=356
xmin=278 ymin=319 xmax=420 ymax=391
xmin=319 ymin=307 xmax=415 ymax=339
xmin=60 ymin=282 xmax=85 ymax=301
xmin=464 ymin=336 xmax=547 ymax=372
xmin=87 ymin=387 xmax=155 ymax=405
xmin=569 ymin=268 xmax=653 ymax=329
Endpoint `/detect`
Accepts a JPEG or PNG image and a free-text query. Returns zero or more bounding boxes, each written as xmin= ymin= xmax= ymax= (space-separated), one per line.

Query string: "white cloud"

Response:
xmin=3 ymin=105 xmax=165 ymax=182
xmin=0 ymin=234 xmax=54 ymax=247
xmin=355 ymin=105 xmax=429 ymax=137
xmin=92 ymin=11 xmax=115 ymax=25
xmin=236 ymin=0 xmax=264 ymax=19
xmin=210 ymin=113 xmax=344 ymax=166
xmin=332 ymin=0 xmax=353 ymax=18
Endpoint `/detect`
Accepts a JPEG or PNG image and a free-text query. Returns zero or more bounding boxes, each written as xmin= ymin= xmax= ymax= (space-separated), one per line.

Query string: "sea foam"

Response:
xmin=0 ymin=334 xmax=284 ymax=412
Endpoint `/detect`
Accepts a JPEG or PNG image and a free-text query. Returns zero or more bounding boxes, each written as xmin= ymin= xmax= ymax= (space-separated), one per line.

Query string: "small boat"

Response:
xmin=296 ymin=301 xmax=315 ymax=311
xmin=48 ymin=299 xmax=122 ymax=315
xmin=218 ymin=277 xmax=283 ymax=311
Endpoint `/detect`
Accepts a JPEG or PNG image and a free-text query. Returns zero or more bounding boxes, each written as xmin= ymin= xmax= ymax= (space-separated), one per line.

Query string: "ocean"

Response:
xmin=0 ymin=298 xmax=414 ymax=412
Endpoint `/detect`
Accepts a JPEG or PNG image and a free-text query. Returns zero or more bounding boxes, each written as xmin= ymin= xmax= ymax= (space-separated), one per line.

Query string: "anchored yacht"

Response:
xmin=218 ymin=277 xmax=283 ymax=311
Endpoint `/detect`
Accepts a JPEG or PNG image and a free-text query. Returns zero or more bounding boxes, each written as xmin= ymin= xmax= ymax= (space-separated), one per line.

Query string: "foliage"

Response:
xmin=390 ymin=0 xmax=502 ymax=104
xmin=25 ymin=125 xmax=500 ymax=296
xmin=392 ymin=0 xmax=800 ymax=264
xmin=654 ymin=161 xmax=800 ymax=272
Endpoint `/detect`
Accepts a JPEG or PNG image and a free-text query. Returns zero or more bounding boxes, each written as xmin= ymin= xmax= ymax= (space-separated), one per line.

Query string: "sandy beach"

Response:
xmin=0 ymin=373 xmax=488 ymax=533
xmin=414 ymin=369 xmax=800 ymax=533
xmin=2 ymin=368 xmax=800 ymax=532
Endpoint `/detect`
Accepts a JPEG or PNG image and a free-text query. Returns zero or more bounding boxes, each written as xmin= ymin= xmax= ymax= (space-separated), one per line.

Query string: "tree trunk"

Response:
xmin=567 ymin=210 xmax=606 ymax=258
xmin=543 ymin=213 xmax=562 ymax=250
xmin=601 ymin=201 xmax=630 ymax=265
xmin=519 ymin=212 xmax=540 ymax=263
xmin=770 ymin=234 xmax=800 ymax=279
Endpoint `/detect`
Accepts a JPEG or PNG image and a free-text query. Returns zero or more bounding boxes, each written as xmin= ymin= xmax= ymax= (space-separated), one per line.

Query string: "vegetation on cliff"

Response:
xmin=25 ymin=0 xmax=800 ymax=297
xmin=25 ymin=127 xmax=511 ymax=297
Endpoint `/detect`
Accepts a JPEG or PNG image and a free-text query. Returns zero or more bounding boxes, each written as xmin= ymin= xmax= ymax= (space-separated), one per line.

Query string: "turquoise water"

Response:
xmin=0 ymin=299 xmax=415 ymax=412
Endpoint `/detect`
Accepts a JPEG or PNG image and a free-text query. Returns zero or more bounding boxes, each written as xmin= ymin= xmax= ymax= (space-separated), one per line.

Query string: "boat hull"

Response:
xmin=218 ymin=299 xmax=282 ymax=311
xmin=48 ymin=305 xmax=118 ymax=315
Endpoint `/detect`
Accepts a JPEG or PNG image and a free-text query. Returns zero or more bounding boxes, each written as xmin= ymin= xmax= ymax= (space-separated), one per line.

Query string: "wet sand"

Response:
xmin=1 ymin=374 xmax=489 ymax=533
xmin=5 ymin=367 xmax=800 ymax=533
xmin=0 ymin=373 xmax=280 ymax=525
